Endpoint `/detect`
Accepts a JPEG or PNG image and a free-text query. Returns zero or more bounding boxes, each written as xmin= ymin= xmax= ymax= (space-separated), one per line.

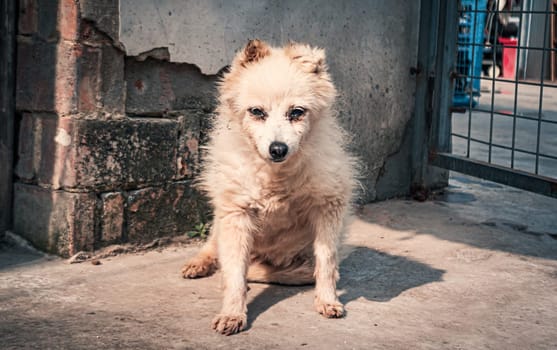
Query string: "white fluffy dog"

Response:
xmin=182 ymin=39 xmax=357 ymax=335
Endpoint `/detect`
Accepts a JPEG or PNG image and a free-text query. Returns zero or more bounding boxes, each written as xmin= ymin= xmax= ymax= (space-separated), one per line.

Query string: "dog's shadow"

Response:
xmin=246 ymin=245 xmax=445 ymax=328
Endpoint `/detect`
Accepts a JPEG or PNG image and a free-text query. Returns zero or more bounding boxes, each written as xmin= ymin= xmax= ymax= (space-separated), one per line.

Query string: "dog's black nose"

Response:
xmin=269 ymin=142 xmax=288 ymax=162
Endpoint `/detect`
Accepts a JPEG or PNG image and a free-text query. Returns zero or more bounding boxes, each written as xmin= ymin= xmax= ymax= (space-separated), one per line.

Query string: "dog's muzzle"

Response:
xmin=269 ymin=141 xmax=288 ymax=162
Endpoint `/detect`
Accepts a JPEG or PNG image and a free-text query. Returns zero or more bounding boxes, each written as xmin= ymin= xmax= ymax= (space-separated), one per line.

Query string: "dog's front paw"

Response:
xmin=211 ymin=313 xmax=247 ymax=335
xmin=314 ymin=299 xmax=345 ymax=318
xmin=181 ymin=256 xmax=217 ymax=279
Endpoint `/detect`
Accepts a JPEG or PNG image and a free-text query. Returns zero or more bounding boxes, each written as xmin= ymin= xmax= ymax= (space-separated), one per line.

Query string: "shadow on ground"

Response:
xmin=0 ymin=238 xmax=45 ymax=271
xmin=338 ymin=246 xmax=444 ymax=304
xmin=357 ymin=176 xmax=557 ymax=262
xmin=247 ymin=245 xmax=445 ymax=327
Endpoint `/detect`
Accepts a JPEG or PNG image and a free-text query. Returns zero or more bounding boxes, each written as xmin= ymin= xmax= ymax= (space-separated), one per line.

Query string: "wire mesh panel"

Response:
xmin=432 ymin=0 xmax=557 ymax=197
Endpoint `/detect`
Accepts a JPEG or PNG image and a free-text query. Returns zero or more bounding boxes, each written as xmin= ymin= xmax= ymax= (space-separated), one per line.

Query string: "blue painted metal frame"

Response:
xmin=453 ymin=0 xmax=488 ymax=107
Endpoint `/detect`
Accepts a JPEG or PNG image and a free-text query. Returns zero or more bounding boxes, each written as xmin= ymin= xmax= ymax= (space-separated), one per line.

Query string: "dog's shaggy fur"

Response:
xmin=182 ymin=39 xmax=357 ymax=335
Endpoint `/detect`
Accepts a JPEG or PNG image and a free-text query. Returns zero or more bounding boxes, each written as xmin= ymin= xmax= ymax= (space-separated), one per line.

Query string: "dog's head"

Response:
xmin=219 ymin=39 xmax=337 ymax=164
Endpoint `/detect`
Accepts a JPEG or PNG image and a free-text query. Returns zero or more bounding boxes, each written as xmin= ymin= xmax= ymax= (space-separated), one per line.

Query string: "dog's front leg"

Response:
xmin=313 ymin=207 xmax=345 ymax=318
xmin=212 ymin=212 xmax=254 ymax=335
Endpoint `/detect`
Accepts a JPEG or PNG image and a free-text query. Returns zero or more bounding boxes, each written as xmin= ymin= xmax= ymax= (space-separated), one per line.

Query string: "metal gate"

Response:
xmin=428 ymin=0 xmax=557 ymax=198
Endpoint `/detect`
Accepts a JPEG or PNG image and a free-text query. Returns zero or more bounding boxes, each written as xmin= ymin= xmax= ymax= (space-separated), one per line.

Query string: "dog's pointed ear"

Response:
xmin=285 ymin=42 xmax=327 ymax=74
xmin=233 ymin=39 xmax=271 ymax=68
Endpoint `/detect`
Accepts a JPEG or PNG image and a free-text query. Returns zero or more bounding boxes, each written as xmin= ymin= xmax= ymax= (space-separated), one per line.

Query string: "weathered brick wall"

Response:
xmin=13 ymin=0 xmax=215 ymax=257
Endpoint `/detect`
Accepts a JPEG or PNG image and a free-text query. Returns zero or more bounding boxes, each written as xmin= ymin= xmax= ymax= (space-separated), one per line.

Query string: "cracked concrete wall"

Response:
xmin=120 ymin=0 xmax=423 ymax=202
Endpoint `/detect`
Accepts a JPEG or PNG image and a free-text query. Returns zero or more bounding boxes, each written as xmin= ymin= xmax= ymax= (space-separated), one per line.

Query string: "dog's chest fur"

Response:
xmin=248 ymin=167 xmax=318 ymax=266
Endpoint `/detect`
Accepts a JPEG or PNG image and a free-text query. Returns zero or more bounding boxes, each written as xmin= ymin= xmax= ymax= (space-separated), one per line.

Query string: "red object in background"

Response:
xmin=498 ymin=37 xmax=518 ymax=79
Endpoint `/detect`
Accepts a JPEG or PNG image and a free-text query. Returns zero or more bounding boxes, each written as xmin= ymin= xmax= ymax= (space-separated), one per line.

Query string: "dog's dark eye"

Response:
xmin=249 ymin=107 xmax=266 ymax=119
xmin=288 ymin=107 xmax=306 ymax=121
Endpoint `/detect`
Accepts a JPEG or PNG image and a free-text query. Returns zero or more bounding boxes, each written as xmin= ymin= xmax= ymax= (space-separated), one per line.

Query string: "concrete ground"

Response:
xmin=1 ymin=174 xmax=557 ymax=350
xmin=452 ymin=80 xmax=557 ymax=178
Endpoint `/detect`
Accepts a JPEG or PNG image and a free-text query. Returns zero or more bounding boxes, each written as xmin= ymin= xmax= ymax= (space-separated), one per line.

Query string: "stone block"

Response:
xmin=16 ymin=39 xmax=85 ymax=114
xmin=16 ymin=38 xmax=124 ymax=115
xmin=126 ymin=182 xmax=208 ymax=243
xmin=74 ymin=118 xmax=178 ymax=190
xmin=74 ymin=40 xmax=125 ymax=114
xmin=78 ymin=21 xmax=126 ymax=114
xmin=16 ymin=38 xmax=58 ymax=112
xmin=100 ymin=192 xmax=124 ymax=243
xmin=125 ymin=58 xmax=217 ymax=115
xmin=12 ymin=183 xmax=96 ymax=257
xmin=15 ymin=115 xmax=177 ymax=190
